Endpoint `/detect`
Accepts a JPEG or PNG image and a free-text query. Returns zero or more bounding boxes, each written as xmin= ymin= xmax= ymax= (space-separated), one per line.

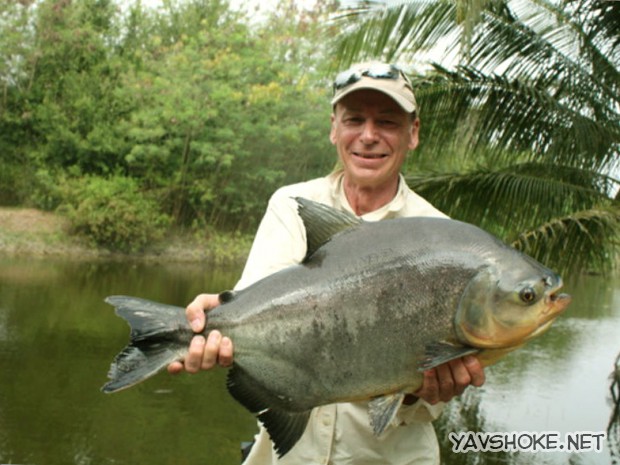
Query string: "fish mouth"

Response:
xmin=542 ymin=276 xmax=571 ymax=315
xmin=545 ymin=290 xmax=571 ymax=314
xmin=520 ymin=287 xmax=570 ymax=342
xmin=533 ymin=285 xmax=571 ymax=333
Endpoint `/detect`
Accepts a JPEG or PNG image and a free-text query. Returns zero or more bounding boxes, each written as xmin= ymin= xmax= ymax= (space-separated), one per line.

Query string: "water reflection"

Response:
xmin=0 ymin=258 xmax=618 ymax=465
xmin=0 ymin=257 xmax=255 ymax=465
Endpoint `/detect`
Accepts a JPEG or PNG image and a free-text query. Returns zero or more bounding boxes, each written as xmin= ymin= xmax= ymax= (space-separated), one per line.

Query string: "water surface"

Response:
xmin=0 ymin=257 xmax=617 ymax=464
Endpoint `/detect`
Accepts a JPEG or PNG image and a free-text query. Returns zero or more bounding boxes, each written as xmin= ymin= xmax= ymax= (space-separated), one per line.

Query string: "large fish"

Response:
xmin=102 ymin=198 xmax=570 ymax=456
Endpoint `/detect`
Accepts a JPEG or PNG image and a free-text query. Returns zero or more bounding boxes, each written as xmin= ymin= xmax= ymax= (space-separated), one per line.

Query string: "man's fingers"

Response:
xmin=435 ymin=363 xmax=456 ymax=403
xmin=416 ymin=368 xmax=440 ymax=405
xmin=464 ymin=355 xmax=485 ymax=387
xmin=201 ymin=330 xmax=222 ymax=370
xmin=446 ymin=359 xmax=470 ymax=398
xmin=185 ymin=335 xmax=206 ymax=373
xmin=186 ymin=300 xmax=206 ymax=333
xmin=167 ymin=361 xmax=184 ymax=374
xmin=414 ymin=356 xmax=486 ymax=405
xmin=218 ymin=337 xmax=233 ymax=367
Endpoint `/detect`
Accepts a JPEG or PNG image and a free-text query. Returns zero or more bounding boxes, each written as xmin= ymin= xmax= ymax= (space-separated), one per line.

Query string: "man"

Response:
xmin=168 ymin=62 xmax=485 ymax=464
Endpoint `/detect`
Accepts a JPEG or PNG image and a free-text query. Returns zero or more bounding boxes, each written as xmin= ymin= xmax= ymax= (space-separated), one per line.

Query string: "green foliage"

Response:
xmin=59 ymin=175 xmax=171 ymax=253
xmin=115 ymin=0 xmax=337 ymax=229
xmin=0 ymin=0 xmax=340 ymax=242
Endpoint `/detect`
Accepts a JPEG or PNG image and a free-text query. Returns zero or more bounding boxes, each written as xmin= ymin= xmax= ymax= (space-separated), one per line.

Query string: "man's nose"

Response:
xmin=359 ymin=120 xmax=379 ymax=143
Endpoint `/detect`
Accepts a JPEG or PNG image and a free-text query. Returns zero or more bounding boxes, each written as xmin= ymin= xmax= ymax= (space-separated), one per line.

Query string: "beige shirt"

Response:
xmin=237 ymin=171 xmax=447 ymax=465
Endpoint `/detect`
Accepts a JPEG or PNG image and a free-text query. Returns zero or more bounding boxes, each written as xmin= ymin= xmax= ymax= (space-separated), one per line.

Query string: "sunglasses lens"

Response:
xmin=333 ymin=70 xmax=361 ymax=90
xmin=333 ymin=64 xmax=405 ymax=92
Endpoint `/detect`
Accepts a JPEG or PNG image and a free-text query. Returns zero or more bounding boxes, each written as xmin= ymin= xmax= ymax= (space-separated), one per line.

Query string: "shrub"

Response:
xmin=59 ymin=175 xmax=171 ymax=253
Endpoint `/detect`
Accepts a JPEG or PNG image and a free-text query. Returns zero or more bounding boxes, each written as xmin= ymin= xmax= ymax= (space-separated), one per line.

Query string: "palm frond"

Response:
xmin=467 ymin=1 xmax=620 ymax=115
xmin=406 ymin=163 xmax=619 ymax=274
xmin=332 ymin=0 xmax=459 ymax=65
xmin=411 ymin=66 xmax=620 ymax=169
xmin=512 ymin=207 xmax=620 ymax=275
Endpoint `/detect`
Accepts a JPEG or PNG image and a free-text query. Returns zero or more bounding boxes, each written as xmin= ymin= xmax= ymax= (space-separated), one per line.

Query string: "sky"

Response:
xmin=137 ymin=0 xmax=325 ymax=18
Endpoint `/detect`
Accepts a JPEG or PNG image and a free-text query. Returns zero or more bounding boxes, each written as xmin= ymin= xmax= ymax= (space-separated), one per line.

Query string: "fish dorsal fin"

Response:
xmin=294 ymin=197 xmax=361 ymax=259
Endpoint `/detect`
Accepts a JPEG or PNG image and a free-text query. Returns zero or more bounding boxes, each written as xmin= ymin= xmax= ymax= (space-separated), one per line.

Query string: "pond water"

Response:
xmin=0 ymin=257 xmax=617 ymax=465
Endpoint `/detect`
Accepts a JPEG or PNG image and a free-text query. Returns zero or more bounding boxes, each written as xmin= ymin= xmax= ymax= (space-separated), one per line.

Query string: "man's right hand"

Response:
xmin=167 ymin=293 xmax=234 ymax=374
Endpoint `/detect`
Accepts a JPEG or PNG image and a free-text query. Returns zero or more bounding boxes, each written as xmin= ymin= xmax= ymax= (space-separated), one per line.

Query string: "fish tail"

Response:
xmin=101 ymin=295 xmax=192 ymax=393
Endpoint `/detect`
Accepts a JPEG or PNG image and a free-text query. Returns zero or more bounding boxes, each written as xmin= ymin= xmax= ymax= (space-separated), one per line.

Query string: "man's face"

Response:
xmin=330 ymin=89 xmax=419 ymax=190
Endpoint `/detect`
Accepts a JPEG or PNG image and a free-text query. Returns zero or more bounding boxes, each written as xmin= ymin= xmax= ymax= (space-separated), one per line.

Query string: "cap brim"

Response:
xmin=331 ymin=82 xmax=416 ymax=113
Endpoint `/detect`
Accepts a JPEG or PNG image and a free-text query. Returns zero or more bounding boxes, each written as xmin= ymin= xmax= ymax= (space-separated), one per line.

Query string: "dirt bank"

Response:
xmin=0 ymin=207 xmax=250 ymax=263
xmin=0 ymin=207 xmax=94 ymax=258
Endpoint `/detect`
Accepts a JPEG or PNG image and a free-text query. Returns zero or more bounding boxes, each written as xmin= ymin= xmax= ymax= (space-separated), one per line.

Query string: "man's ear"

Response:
xmin=408 ymin=118 xmax=420 ymax=150
xmin=329 ymin=113 xmax=337 ymax=145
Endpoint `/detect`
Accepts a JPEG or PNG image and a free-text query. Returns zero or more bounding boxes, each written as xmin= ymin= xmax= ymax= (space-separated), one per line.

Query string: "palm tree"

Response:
xmin=333 ymin=0 xmax=620 ymax=275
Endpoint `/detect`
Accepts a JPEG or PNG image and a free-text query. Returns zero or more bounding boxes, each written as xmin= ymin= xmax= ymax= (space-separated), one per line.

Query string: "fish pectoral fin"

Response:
xmin=368 ymin=393 xmax=405 ymax=436
xmin=418 ymin=341 xmax=479 ymax=372
xmin=226 ymin=364 xmax=310 ymax=458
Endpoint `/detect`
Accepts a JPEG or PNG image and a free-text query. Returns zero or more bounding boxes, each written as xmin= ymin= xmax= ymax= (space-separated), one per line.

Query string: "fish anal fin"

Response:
xmin=294 ymin=197 xmax=362 ymax=259
xmin=368 ymin=393 xmax=406 ymax=436
xmin=226 ymin=364 xmax=310 ymax=457
xmin=258 ymin=408 xmax=311 ymax=458
xmin=418 ymin=341 xmax=479 ymax=372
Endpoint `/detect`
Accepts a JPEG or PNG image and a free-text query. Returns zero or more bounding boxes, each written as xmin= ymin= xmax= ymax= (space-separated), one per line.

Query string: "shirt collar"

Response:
xmin=327 ymin=171 xmax=408 ymax=221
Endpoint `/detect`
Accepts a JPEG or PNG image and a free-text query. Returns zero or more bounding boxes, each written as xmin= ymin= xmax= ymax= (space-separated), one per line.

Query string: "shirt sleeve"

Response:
xmin=234 ymin=192 xmax=307 ymax=291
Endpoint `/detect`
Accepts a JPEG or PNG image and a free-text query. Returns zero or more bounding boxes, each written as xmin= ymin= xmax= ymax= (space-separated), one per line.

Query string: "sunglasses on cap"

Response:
xmin=332 ymin=63 xmax=412 ymax=93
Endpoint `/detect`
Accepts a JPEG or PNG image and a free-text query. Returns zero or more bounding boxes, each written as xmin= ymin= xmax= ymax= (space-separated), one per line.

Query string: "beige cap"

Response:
xmin=331 ymin=62 xmax=417 ymax=113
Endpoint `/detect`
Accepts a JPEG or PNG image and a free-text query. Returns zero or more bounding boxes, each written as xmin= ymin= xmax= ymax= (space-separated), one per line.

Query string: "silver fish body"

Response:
xmin=103 ymin=198 xmax=570 ymax=457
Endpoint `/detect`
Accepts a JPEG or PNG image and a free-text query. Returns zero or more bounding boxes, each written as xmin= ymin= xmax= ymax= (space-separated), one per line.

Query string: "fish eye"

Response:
xmin=519 ymin=287 xmax=537 ymax=304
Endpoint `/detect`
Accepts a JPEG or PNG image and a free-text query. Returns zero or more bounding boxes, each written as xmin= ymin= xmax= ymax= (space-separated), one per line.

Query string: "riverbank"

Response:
xmin=0 ymin=207 xmax=251 ymax=264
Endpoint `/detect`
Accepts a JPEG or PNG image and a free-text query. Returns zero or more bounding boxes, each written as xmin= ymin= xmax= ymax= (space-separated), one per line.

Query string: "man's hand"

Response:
xmin=167 ymin=293 xmax=234 ymax=374
xmin=413 ymin=355 xmax=485 ymax=404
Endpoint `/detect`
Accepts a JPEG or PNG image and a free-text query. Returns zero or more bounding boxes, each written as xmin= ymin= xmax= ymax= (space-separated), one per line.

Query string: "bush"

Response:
xmin=59 ymin=175 xmax=171 ymax=253
xmin=0 ymin=163 xmax=26 ymax=206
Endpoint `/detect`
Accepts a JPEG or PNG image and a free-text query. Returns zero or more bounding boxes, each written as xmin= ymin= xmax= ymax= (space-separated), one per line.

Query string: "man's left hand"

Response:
xmin=413 ymin=355 xmax=485 ymax=405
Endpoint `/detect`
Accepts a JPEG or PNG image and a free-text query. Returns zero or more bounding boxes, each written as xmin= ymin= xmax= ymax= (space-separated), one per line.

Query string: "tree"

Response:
xmin=334 ymin=0 xmax=620 ymax=275
xmin=116 ymin=0 xmax=337 ymax=229
xmin=0 ymin=0 xmax=339 ymax=236
xmin=0 ymin=1 xmax=35 ymax=204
